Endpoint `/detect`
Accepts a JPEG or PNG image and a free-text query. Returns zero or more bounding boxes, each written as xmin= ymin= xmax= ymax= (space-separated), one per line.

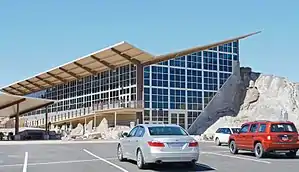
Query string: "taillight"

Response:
xmin=148 ymin=141 xmax=165 ymax=147
xmin=188 ymin=141 xmax=199 ymax=147
xmin=267 ymin=135 xmax=271 ymax=140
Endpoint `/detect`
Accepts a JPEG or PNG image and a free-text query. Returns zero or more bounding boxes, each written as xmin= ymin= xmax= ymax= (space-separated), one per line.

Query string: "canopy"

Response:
xmin=0 ymin=92 xmax=55 ymax=118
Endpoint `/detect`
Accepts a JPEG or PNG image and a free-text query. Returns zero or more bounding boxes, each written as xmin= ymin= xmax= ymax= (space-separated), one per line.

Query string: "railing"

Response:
xmin=23 ymin=100 xmax=143 ymax=126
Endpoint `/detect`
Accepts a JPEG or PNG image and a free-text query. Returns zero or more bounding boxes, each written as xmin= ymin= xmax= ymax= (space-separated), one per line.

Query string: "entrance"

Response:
xmin=170 ymin=111 xmax=187 ymax=129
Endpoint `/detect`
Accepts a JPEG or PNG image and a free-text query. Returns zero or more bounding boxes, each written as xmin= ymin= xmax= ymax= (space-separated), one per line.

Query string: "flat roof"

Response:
xmin=0 ymin=31 xmax=261 ymax=96
xmin=0 ymin=92 xmax=56 ymax=118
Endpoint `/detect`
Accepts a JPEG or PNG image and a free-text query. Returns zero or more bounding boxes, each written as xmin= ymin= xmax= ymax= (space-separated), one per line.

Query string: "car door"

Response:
xmin=223 ymin=128 xmax=232 ymax=143
xmin=247 ymin=123 xmax=258 ymax=150
xmin=236 ymin=124 xmax=250 ymax=149
xmin=133 ymin=126 xmax=146 ymax=157
xmin=122 ymin=126 xmax=139 ymax=158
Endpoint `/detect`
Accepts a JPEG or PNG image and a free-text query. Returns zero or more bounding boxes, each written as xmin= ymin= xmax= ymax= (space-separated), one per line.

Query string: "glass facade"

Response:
xmin=143 ymin=41 xmax=239 ymax=129
xmin=23 ymin=40 xmax=239 ymax=129
xmin=25 ymin=64 xmax=137 ymax=116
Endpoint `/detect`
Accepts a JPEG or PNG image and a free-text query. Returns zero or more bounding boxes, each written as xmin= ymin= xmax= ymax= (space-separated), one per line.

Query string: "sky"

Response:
xmin=0 ymin=0 xmax=299 ymax=88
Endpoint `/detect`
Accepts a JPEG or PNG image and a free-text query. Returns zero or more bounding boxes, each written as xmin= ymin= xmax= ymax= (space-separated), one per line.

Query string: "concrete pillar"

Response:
xmin=15 ymin=103 xmax=19 ymax=135
xmin=114 ymin=111 xmax=117 ymax=127
xmin=45 ymin=106 xmax=48 ymax=133
xmin=136 ymin=64 xmax=144 ymax=124
xmin=94 ymin=115 xmax=96 ymax=128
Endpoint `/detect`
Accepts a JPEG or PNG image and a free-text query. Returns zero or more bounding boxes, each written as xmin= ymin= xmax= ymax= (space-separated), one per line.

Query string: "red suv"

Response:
xmin=228 ymin=120 xmax=299 ymax=158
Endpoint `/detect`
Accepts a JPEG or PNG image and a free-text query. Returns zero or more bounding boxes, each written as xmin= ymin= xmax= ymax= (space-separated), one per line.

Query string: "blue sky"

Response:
xmin=0 ymin=0 xmax=298 ymax=87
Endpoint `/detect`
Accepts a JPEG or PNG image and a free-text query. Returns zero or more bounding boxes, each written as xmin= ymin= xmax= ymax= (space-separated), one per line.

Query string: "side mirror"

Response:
xmin=122 ymin=132 xmax=128 ymax=137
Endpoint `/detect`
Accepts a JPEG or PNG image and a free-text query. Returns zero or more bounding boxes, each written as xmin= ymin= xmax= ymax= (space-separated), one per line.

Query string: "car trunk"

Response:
xmin=150 ymin=135 xmax=195 ymax=150
xmin=271 ymin=132 xmax=298 ymax=143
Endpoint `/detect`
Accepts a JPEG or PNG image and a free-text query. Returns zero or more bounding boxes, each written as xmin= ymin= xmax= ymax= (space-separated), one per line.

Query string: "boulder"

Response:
xmin=204 ymin=74 xmax=299 ymax=136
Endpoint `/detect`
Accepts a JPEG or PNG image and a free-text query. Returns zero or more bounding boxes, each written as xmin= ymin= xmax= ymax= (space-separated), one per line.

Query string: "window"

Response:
xmin=222 ymin=128 xmax=232 ymax=134
xmin=231 ymin=128 xmax=240 ymax=133
xmin=203 ymin=51 xmax=217 ymax=71
xmin=170 ymin=89 xmax=186 ymax=109
xmin=187 ymin=52 xmax=202 ymax=69
xmin=270 ymin=123 xmax=297 ymax=132
xmin=135 ymin=126 xmax=145 ymax=137
xmin=148 ymin=126 xmax=188 ymax=136
xmin=187 ymin=90 xmax=202 ymax=110
xmin=258 ymin=124 xmax=266 ymax=132
xmin=151 ymin=66 xmax=168 ymax=87
xmin=203 ymin=71 xmax=218 ymax=91
xmin=249 ymin=124 xmax=258 ymax=132
xmin=170 ymin=68 xmax=185 ymax=88
xmin=128 ymin=126 xmax=139 ymax=137
xmin=216 ymin=128 xmax=223 ymax=133
xmin=239 ymin=124 xmax=249 ymax=133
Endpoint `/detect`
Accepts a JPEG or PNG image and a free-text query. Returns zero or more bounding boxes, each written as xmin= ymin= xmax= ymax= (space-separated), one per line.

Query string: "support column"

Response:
xmin=94 ymin=114 xmax=96 ymax=128
xmin=15 ymin=103 xmax=20 ymax=135
xmin=45 ymin=106 xmax=48 ymax=133
xmin=136 ymin=64 xmax=144 ymax=124
xmin=114 ymin=111 xmax=117 ymax=127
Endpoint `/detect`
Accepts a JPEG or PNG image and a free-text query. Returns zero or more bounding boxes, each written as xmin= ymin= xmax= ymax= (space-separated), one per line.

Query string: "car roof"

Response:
xmin=137 ymin=124 xmax=181 ymax=128
xmin=242 ymin=120 xmax=295 ymax=125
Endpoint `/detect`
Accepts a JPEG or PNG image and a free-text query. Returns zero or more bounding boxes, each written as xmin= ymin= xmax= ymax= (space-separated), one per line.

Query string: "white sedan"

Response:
xmin=214 ymin=127 xmax=240 ymax=146
xmin=117 ymin=124 xmax=200 ymax=169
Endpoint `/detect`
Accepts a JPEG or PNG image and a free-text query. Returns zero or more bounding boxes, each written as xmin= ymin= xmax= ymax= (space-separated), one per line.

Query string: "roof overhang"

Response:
xmin=142 ymin=31 xmax=261 ymax=66
xmin=0 ymin=92 xmax=56 ymax=118
xmin=0 ymin=31 xmax=261 ymax=96
xmin=0 ymin=42 xmax=154 ymax=96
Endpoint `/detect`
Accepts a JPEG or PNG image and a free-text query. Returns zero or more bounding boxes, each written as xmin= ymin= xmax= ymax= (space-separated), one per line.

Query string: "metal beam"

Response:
xmin=36 ymin=76 xmax=54 ymax=86
xmin=46 ymin=72 xmax=67 ymax=82
xmin=90 ymin=55 xmax=115 ymax=70
xmin=59 ymin=67 xmax=80 ymax=79
xmin=73 ymin=62 xmax=97 ymax=75
xmin=10 ymin=101 xmax=55 ymax=118
xmin=0 ymin=98 xmax=26 ymax=110
xmin=26 ymin=80 xmax=45 ymax=90
xmin=9 ymin=86 xmax=26 ymax=95
xmin=2 ymin=88 xmax=17 ymax=95
xmin=17 ymin=83 xmax=35 ymax=92
xmin=111 ymin=48 xmax=141 ymax=65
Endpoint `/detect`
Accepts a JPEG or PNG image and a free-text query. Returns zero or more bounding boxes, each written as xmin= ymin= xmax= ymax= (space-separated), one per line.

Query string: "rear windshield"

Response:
xmin=148 ymin=126 xmax=188 ymax=136
xmin=270 ymin=123 xmax=297 ymax=132
xmin=231 ymin=128 xmax=240 ymax=133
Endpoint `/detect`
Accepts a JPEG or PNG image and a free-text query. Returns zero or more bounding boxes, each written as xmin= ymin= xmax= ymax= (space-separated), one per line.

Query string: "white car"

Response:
xmin=117 ymin=124 xmax=200 ymax=169
xmin=214 ymin=127 xmax=240 ymax=146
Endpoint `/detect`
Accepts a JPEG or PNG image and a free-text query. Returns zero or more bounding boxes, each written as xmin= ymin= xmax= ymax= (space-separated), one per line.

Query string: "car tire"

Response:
xmin=136 ymin=149 xmax=146 ymax=169
xmin=229 ymin=140 xmax=238 ymax=154
xmin=215 ymin=138 xmax=221 ymax=146
xmin=117 ymin=144 xmax=125 ymax=161
xmin=254 ymin=143 xmax=265 ymax=158
xmin=286 ymin=150 xmax=297 ymax=158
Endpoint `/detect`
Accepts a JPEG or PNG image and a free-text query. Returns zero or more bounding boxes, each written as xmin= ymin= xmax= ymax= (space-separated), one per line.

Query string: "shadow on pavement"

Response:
xmin=238 ymin=152 xmax=299 ymax=160
xmin=126 ymin=160 xmax=215 ymax=171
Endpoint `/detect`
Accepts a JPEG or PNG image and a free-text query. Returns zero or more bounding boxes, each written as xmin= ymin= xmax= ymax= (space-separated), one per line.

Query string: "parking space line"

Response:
xmin=23 ymin=152 xmax=28 ymax=172
xmin=83 ymin=149 xmax=128 ymax=172
xmin=201 ymin=152 xmax=271 ymax=164
xmin=0 ymin=158 xmax=118 ymax=168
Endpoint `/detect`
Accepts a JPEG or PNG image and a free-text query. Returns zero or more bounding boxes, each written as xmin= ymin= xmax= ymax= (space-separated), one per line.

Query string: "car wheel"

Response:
xmin=136 ymin=149 xmax=146 ymax=169
xmin=229 ymin=140 xmax=238 ymax=154
xmin=286 ymin=150 xmax=297 ymax=158
xmin=254 ymin=143 xmax=265 ymax=158
xmin=117 ymin=144 xmax=125 ymax=161
xmin=215 ymin=138 xmax=221 ymax=146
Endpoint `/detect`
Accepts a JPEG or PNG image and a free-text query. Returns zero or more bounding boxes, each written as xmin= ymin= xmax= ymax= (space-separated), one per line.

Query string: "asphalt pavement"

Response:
xmin=1 ymin=141 xmax=299 ymax=172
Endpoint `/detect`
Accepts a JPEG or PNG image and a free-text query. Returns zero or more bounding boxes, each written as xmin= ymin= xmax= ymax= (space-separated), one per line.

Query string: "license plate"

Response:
xmin=281 ymin=136 xmax=288 ymax=141
xmin=168 ymin=142 xmax=185 ymax=148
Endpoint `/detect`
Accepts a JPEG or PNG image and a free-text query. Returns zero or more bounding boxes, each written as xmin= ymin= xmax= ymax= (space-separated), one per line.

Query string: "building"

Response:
xmin=0 ymin=32 xmax=260 ymax=130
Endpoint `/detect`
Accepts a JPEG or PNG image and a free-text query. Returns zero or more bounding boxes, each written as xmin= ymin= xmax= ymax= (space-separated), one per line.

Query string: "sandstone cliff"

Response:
xmin=203 ymin=73 xmax=299 ymax=137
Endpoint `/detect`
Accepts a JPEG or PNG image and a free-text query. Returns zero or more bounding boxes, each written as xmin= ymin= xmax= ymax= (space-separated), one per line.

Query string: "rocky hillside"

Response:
xmin=204 ymin=73 xmax=299 ymax=137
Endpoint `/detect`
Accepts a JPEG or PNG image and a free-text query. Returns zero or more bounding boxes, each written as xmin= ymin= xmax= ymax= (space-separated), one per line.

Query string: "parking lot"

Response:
xmin=1 ymin=141 xmax=299 ymax=172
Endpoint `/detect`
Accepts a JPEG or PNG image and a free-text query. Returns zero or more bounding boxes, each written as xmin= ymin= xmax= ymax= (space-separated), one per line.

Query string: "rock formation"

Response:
xmin=203 ymin=73 xmax=299 ymax=137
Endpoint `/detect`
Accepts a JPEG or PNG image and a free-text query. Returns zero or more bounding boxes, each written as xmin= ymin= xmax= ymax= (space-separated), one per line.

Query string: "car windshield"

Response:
xmin=270 ymin=123 xmax=297 ymax=132
xmin=231 ymin=128 xmax=240 ymax=133
xmin=148 ymin=126 xmax=188 ymax=136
